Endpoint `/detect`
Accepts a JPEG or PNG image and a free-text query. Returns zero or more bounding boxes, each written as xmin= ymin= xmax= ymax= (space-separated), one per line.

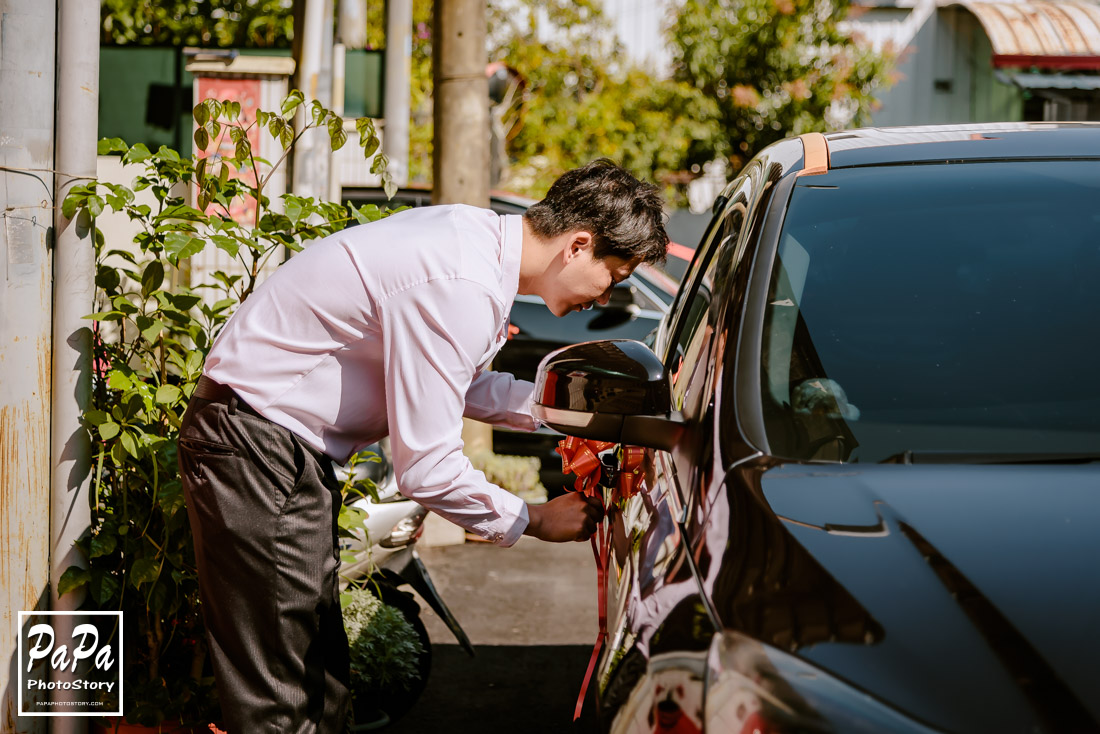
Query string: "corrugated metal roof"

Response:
xmin=958 ymin=1 xmax=1100 ymax=67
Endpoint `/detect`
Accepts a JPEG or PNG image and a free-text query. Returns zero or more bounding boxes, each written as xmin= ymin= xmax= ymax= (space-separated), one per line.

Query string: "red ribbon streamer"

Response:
xmin=556 ymin=437 xmax=645 ymax=721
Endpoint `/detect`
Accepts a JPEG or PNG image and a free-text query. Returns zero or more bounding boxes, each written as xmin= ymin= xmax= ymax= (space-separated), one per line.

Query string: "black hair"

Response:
xmin=523 ymin=159 xmax=669 ymax=265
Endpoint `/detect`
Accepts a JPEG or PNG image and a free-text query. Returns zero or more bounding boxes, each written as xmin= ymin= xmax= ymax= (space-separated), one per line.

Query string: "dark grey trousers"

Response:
xmin=178 ymin=387 xmax=350 ymax=733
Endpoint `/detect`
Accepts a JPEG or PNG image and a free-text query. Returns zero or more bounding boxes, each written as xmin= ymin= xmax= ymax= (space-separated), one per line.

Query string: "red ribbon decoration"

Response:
xmin=556 ymin=437 xmax=646 ymax=721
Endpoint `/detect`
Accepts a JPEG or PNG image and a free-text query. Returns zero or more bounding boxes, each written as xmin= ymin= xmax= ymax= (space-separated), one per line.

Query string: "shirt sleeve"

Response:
xmin=379 ymin=278 xmax=529 ymax=546
xmin=463 ymin=370 xmax=540 ymax=431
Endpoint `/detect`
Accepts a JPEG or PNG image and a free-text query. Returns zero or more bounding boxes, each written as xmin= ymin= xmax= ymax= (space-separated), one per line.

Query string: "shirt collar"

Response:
xmin=500 ymin=214 xmax=523 ymax=308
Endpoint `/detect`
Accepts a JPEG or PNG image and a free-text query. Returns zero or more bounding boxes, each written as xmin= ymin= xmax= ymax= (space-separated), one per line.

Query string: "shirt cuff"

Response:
xmin=473 ymin=495 xmax=529 ymax=547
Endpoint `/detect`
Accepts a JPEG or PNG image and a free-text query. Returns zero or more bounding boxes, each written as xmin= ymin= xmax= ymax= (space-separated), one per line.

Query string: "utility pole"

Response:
xmin=0 ymin=0 xmax=56 ymax=728
xmin=292 ymin=0 xmax=336 ymax=203
xmin=433 ymin=0 xmax=492 ymax=455
xmin=384 ymin=0 xmax=413 ymax=188
xmin=50 ymin=0 xmax=99 ymax=724
xmin=433 ymin=0 xmax=490 ymax=208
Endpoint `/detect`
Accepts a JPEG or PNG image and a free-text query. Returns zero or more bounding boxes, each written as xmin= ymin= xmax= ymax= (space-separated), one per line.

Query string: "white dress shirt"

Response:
xmin=204 ymin=205 xmax=538 ymax=546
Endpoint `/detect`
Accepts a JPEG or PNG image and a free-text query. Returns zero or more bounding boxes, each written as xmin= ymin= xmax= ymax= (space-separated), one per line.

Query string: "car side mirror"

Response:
xmin=532 ymin=339 xmax=685 ymax=451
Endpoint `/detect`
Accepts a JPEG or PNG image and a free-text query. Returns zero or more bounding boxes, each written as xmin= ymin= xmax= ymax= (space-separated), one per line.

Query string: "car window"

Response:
xmin=667 ymin=181 xmax=752 ymax=415
xmin=757 ymin=159 xmax=1100 ymax=462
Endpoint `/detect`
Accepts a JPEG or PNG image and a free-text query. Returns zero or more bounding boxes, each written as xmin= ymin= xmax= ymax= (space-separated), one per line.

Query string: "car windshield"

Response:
xmin=759 ymin=159 xmax=1100 ymax=463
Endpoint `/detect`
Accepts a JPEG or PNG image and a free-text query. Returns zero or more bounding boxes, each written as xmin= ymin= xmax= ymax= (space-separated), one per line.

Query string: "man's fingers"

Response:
xmin=583 ymin=494 xmax=604 ymax=520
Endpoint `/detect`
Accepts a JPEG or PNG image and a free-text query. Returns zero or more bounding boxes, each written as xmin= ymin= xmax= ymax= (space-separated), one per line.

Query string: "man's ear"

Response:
xmin=565 ymin=230 xmax=595 ymax=262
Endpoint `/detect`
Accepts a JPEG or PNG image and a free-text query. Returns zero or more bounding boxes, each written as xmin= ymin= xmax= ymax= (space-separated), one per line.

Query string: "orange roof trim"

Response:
xmin=797 ymin=133 xmax=831 ymax=177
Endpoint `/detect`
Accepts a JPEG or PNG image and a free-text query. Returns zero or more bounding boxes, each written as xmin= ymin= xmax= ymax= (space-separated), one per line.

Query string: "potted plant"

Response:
xmin=58 ymin=91 xmax=391 ymax=730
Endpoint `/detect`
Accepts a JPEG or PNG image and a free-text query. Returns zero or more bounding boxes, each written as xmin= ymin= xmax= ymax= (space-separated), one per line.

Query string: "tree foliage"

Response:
xmin=670 ymin=0 xmax=893 ymax=170
xmin=101 ymin=0 xmax=294 ymax=47
xmin=488 ymin=0 xmax=719 ymax=203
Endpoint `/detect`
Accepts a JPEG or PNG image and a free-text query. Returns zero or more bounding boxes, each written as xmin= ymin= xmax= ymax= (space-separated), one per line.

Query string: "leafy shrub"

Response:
xmin=343 ymin=588 xmax=426 ymax=695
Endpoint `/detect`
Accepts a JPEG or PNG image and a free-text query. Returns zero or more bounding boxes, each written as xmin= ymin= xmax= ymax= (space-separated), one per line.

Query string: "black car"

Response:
xmin=532 ymin=123 xmax=1100 ymax=733
xmin=342 ymin=185 xmax=679 ymax=487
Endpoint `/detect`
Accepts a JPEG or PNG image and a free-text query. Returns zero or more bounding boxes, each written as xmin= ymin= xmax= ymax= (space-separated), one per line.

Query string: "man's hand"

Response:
xmin=524 ymin=492 xmax=604 ymax=542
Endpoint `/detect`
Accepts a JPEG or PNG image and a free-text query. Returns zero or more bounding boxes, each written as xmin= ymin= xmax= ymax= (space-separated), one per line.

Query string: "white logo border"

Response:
xmin=17 ymin=610 xmax=124 ymax=718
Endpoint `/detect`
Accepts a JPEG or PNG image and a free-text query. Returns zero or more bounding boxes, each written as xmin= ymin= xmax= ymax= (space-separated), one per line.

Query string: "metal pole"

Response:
xmin=384 ymin=0 xmax=413 ymax=188
xmin=0 ymin=0 xmax=56 ymax=728
xmin=433 ymin=0 xmax=492 ymax=455
xmin=292 ymin=0 xmax=335 ymax=203
xmin=50 ymin=0 xmax=98 ymax=725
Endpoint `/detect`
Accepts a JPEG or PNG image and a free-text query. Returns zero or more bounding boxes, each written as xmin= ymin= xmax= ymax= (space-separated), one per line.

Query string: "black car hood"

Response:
xmin=753 ymin=463 xmax=1100 ymax=734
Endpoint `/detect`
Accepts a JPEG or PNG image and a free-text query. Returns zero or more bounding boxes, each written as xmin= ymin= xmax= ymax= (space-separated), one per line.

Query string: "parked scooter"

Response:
xmin=337 ymin=439 xmax=474 ymax=728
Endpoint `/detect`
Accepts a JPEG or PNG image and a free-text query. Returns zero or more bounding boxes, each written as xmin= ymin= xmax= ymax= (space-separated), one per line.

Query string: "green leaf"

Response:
xmin=284 ymin=197 xmax=305 ymax=224
xmin=86 ymin=195 xmax=104 ymax=217
xmin=104 ymin=184 xmax=135 ymax=211
xmin=383 ymin=178 xmax=398 ymax=201
xmin=281 ymin=89 xmax=305 ymax=116
xmin=141 ymin=261 xmax=164 ymax=297
xmin=91 ymin=572 xmax=120 ymax=605
xmin=140 ymin=318 xmax=165 ymax=343
xmin=328 ymin=121 xmax=348 ymax=151
xmin=193 ymin=102 xmax=210 ymax=127
xmin=130 ymin=557 xmax=159 ymax=587
xmin=370 ymin=153 xmax=388 ymax=176
xmin=89 ymin=532 xmax=117 ymax=559
xmin=186 ymin=350 xmax=204 ymax=375
xmin=211 ymin=234 xmax=240 ymax=257
xmin=309 ymin=99 xmax=326 ymax=125
xmin=355 ymin=117 xmax=375 ymax=137
xmin=194 ymin=127 xmax=210 ymax=152
xmin=97 ymin=137 xmax=128 ymax=155
xmin=84 ymin=409 xmax=110 ymax=426
xmin=98 ymin=421 xmax=120 ymax=440
xmin=226 ymin=100 xmax=241 ymax=121
xmin=62 ymin=193 xmax=80 ymax=220
xmin=235 ymin=139 xmax=250 ymax=167
xmin=155 ymin=384 xmax=181 ymax=404
xmin=158 ymin=203 xmax=207 ymax=222
xmin=158 ymin=483 xmax=185 ymax=518
xmin=107 ymin=371 xmax=132 ymax=391
xmin=170 ymin=292 xmax=203 ymax=311
xmin=120 ymin=430 xmax=138 ymax=458
xmin=123 ymin=143 xmax=152 ymax=164
xmin=164 ymin=232 xmax=205 ymax=260
xmin=352 ymin=204 xmax=382 ymax=225
xmin=84 ymin=310 xmax=124 ymax=322
xmin=57 ymin=567 xmax=90 ymax=597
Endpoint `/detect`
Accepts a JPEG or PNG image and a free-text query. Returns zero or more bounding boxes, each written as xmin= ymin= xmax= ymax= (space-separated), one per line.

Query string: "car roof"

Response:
xmin=820 ymin=122 xmax=1100 ymax=169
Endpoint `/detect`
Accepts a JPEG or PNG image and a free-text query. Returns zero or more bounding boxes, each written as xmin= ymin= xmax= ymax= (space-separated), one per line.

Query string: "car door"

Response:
xmin=599 ymin=173 xmax=766 ymax=732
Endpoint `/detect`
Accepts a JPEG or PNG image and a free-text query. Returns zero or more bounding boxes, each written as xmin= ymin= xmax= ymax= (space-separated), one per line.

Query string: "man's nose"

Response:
xmin=596 ymin=290 xmax=612 ymax=306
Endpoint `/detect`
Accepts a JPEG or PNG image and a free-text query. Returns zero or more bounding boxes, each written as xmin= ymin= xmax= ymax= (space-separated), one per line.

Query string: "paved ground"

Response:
xmin=387 ymin=537 xmax=602 ymax=733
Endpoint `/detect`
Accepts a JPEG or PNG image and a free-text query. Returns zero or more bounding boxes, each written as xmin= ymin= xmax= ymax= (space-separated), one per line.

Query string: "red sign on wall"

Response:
xmin=194 ymin=77 xmax=262 ymax=224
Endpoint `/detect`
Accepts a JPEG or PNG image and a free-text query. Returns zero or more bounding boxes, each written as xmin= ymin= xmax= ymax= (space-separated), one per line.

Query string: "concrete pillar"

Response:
xmin=292 ymin=0 xmax=336 ymax=202
xmin=432 ymin=0 xmax=490 ymax=208
xmin=433 ymin=0 xmax=491 ymax=455
xmin=50 ymin=0 xmax=99 ymax=723
xmin=0 ymin=0 xmax=56 ymax=729
xmin=384 ymin=0 xmax=413 ymax=188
